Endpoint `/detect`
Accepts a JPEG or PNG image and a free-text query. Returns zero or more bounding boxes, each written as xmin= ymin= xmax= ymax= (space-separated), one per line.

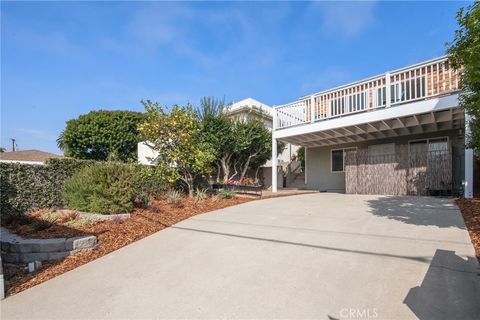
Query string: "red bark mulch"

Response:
xmin=2 ymin=209 xmax=88 ymax=239
xmin=3 ymin=197 xmax=251 ymax=297
xmin=456 ymin=198 xmax=480 ymax=261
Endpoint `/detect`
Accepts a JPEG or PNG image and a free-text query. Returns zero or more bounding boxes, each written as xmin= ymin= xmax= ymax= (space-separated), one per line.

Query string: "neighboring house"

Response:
xmin=137 ymin=142 xmax=159 ymax=166
xmin=224 ymin=98 xmax=301 ymax=188
xmin=271 ymin=56 xmax=476 ymax=198
xmin=138 ymin=98 xmax=302 ymax=188
xmin=224 ymin=98 xmax=299 ymax=165
xmin=0 ymin=149 xmax=64 ymax=165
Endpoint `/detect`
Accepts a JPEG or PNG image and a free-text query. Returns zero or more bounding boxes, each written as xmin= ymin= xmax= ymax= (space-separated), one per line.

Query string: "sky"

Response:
xmin=1 ymin=1 xmax=470 ymax=153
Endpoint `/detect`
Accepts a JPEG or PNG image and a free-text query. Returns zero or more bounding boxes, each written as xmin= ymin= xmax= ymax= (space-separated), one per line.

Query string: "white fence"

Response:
xmin=274 ymin=56 xmax=461 ymax=130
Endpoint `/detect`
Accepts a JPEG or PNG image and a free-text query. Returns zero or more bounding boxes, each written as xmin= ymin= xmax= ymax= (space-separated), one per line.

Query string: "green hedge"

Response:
xmin=0 ymin=158 xmax=96 ymax=214
xmin=0 ymin=158 xmax=168 ymax=214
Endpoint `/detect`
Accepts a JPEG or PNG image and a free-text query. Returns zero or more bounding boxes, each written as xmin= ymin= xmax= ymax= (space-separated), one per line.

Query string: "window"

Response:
xmin=409 ymin=139 xmax=428 ymax=153
xmin=428 ymin=137 xmax=448 ymax=151
xmin=409 ymin=137 xmax=448 ymax=153
xmin=331 ymin=147 xmax=357 ymax=172
xmin=331 ymin=150 xmax=344 ymax=172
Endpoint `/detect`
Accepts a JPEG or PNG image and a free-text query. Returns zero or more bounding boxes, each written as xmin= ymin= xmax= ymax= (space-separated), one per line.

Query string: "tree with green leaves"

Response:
xmin=58 ymin=110 xmax=145 ymax=162
xmin=198 ymin=97 xmax=239 ymax=181
xmin=198 ymin=96 xmax=286 ymax=183
xmin=233 ymin=120 xmax=285 ymax=179
xmin=296 ymin=146 xmax=305 ymax=171
xmin=447 ymin=1 xmax=480 ymax=157
xmin=233 ymin=120 xmax=276 ymax=180
xmin=198 ymin=96 xmax=226 ymax=120
xmin=201 ymin=113 xmax=237 ymax=181
xmin=138 ymin=100 xmax=215 ymax=196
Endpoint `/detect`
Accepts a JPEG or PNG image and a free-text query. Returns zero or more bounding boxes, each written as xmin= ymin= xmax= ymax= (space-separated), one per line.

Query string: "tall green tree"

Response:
xmin=138 ymin=101 xmax=215 ymax=196
xmin=233 ymin=120 xmax=273 ymax=180
xmin=201 ymin=113 xmax=237 ymax=181
xmin=198 ymin=96 xmax=286 ymax=183
xmin=198 ymin=97 xmax=239 ymax=181
xmin=58 ymin=110 xmax=145 ymax=162
xmin=447 ymin=1 xmax=480 ymax=157
xmin=198 ymin=96 xmax=226 ymax=120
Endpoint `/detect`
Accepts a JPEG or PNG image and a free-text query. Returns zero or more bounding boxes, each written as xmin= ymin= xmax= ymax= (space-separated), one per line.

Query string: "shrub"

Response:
xmin=64 ymin=217 xmax=95 ymax=228
xmin=0 ymin=158 xmax=173 ymax=215
xmin=63 ymin=162 xmax=139 ymax=214
xmin=195 ymin=188 xmax=207 ymax=204
xmin=166 ymin=189 xmax=182 ymax=205
xmin=138 ymin=192 xmax=151 ymax=209
xmin=135 ymin=165 xmax=169 ymax=198
xmin=218 ymin=188 xmax=235 ymax=199
xmin=0 ymin=159 xmax=95 ymax=214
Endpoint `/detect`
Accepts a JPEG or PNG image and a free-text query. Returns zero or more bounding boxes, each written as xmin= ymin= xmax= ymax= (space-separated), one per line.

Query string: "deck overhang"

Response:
xmin=273 ymin=94 xmax=463 ymax=147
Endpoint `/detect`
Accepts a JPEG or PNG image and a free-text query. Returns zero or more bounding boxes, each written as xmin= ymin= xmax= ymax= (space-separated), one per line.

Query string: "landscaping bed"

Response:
xmin=456 ymin=198 xmax=480 ymax=260
xmin=3 ymin=196 xmax=251 ymax=296
xmin=2 ymin=209 xmax=92 ymax=239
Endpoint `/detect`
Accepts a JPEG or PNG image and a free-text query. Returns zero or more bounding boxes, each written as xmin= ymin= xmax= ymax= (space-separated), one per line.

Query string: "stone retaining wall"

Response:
xmin=1 ymin=227 xmax=97 ymax=263
xmin=0 ymin=255 xmax=4 ymax=299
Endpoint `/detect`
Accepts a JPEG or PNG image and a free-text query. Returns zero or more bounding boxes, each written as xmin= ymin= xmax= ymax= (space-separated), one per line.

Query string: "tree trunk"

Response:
xmin=181 ymin=170 xmax=194 ymax=197
xmin=229 ymin=158 xmax=239 ymax=180
xmin=240 ymin=149 xmax=261 ymax=180
xmin=220 ymin=153 xmax=233 ymax=182
xmin=215 ymin=162 xmax=221 ymax=182
xmin=239 ymin=156 xmax=252 ymax=180
xmin=254 ymin=166 xmax=261 ymax=182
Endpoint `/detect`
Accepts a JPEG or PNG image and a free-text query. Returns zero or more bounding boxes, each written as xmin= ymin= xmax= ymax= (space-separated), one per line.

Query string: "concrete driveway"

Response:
xmin=2 ymin=194 xmax=479 ymax=319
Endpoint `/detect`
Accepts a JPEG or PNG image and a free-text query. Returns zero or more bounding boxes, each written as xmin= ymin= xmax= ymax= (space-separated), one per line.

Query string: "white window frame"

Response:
xmin=331 ymin=147 xmax=357 ymax=173
xmin=408 ymin=136 xmax=449 ymax=153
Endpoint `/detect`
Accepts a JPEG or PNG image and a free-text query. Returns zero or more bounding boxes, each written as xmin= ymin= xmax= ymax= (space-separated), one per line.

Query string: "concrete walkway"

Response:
xmin=2 ymin=194 xmax=479 ymax=319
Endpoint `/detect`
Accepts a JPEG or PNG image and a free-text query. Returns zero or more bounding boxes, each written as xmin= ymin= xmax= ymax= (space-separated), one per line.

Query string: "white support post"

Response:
xmin=304 ymin=146 xmax=308 ymax=185
xmin=464 ymin=114 xmax=474 ymax=198
xmin=385 ymin=72 xmax=391 ymax=108
xmin=272 ymin=137 xmax=278 ymax=192
xmin=310 ymin=95 xmax=315 ymax=123
xmin=272 ymin=107 xmax=278 ymax=192
xmin=272 ymin=105 xmax=277 ymax=130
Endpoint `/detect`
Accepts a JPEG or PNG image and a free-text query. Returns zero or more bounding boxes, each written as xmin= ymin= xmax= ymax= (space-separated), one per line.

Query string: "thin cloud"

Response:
xmin=7 ymin=28 xmax=85 ymax=58
xmin=124 ymin=3 xmax=219 ymax=67
xmin=311 ymin=1 xmax=378 ymax=38
xmin=121 ymin=2 xmax=287 ymax=70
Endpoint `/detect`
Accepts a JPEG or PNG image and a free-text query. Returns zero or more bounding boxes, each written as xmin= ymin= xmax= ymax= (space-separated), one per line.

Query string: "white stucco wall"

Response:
xmin=137 ymin=142 xmax=159 ymax=166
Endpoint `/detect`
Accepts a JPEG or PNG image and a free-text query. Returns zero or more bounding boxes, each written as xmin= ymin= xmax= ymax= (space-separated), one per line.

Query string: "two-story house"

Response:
xmin=270 ymin=56 xmax=475 ymax=198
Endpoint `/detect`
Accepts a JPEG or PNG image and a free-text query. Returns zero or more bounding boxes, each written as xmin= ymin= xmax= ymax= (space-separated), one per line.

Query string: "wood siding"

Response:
xmin=345 ymin=145 xmax=452 ymax=196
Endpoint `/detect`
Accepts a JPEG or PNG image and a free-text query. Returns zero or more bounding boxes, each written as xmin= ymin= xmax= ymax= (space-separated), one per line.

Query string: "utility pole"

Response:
xmin=10 ymin=138 xmax=16 ymax=152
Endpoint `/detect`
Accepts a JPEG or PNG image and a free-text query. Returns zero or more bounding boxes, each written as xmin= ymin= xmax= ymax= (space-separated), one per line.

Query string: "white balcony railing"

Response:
xmin=274 ymin=56 xmax=461 ymax=130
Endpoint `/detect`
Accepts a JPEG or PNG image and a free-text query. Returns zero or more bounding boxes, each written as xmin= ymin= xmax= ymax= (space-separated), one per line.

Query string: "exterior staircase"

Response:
xmin=288 ymin=174 xmax=306 ymax=189
xmin=285 ymin=161 xmax=306 ymax=189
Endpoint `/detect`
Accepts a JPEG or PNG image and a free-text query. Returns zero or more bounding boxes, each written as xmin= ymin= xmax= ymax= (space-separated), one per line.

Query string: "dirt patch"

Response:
xmin=3 ymin=196 xmax=251 ymax=296
xmin=456 ymin=198 xmax=480 ymax=261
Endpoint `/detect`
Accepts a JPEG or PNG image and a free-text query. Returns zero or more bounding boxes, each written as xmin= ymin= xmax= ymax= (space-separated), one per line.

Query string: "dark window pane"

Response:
xmin=332 ymin=150 xmax=344 ymax=172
